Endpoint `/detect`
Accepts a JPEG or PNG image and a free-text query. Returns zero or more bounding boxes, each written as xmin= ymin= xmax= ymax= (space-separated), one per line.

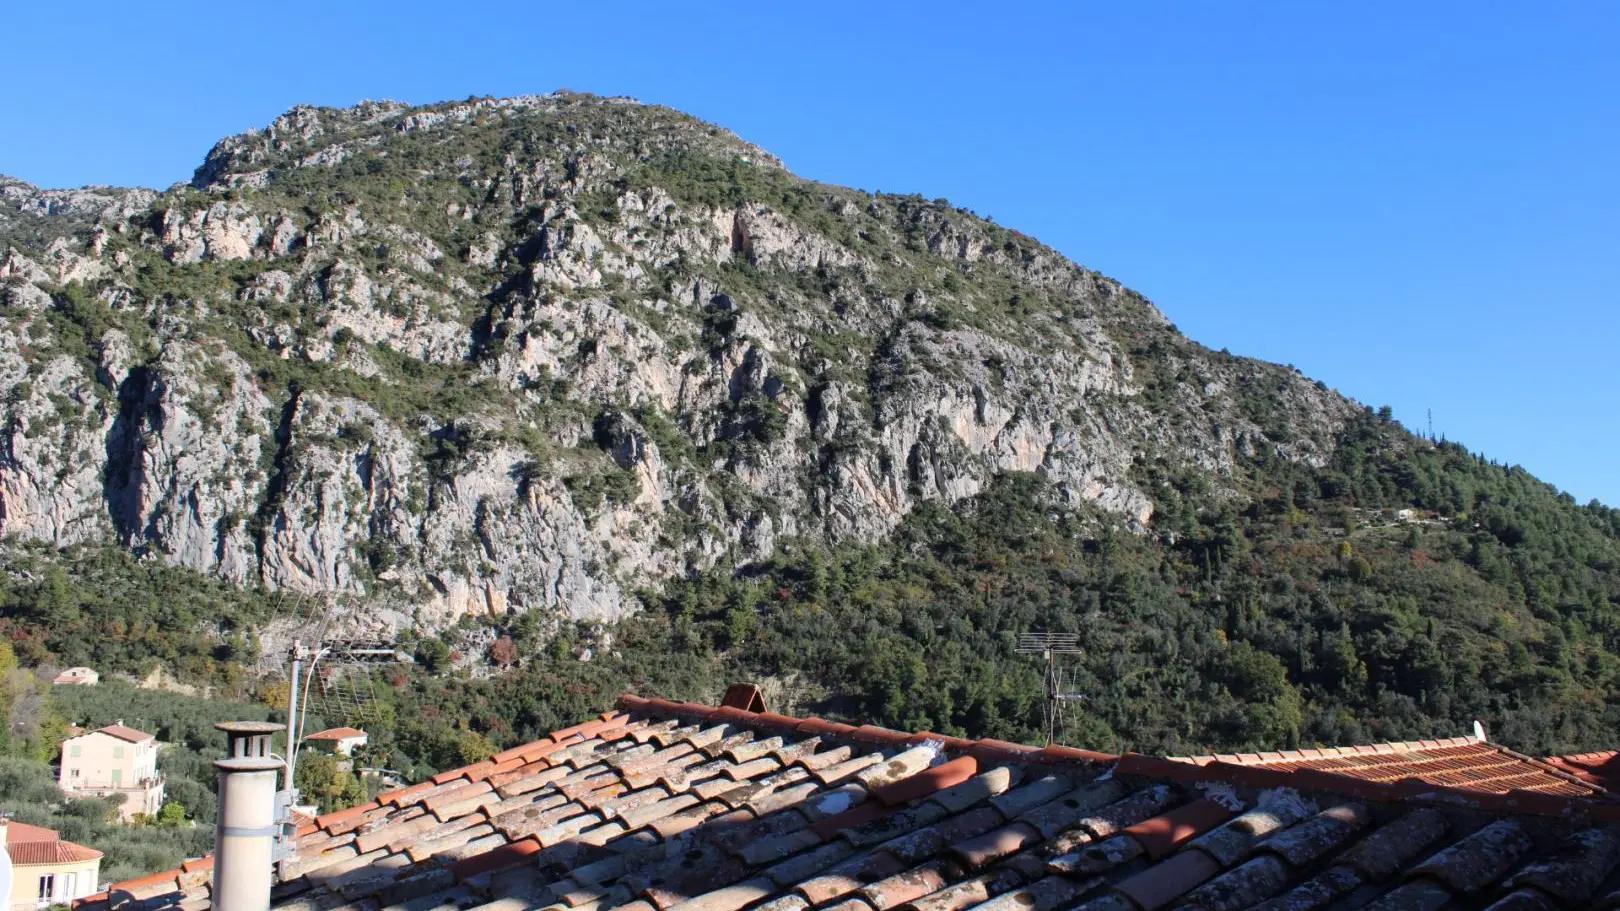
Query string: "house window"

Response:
xmin=62 ymin=873 xmax=77 ymax=899
xmin=68 ymin=768 xmax=78 ymax=778
xmin=38 ymin=875 xmax=54 ymax=902
xmin=113 ymin=745 xmax=125 ymax=759
xmin=69 ymin=744 xmax=81 ymax=758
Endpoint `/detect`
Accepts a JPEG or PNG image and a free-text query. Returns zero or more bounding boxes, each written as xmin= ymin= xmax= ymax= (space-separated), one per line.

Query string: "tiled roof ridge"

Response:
xmin=1551 ymin=749 xmax=1620 ymax=764
xmin=1117 ymin=750 xmax=1620 ymax=822
xmin=304 ymin=726 xmax=366 ymax=739
xmin=1167 ymin=731 xmax=1486 ymax=765
xmin=85 ymin=693 xmax=1123 ymax=904
xmin=613 ymin=694 xmax=1119 ymax=768
xmin=5 ymin=822 xmax=103 ymax=866
xmin=614 ymin=698 xmax=1620 ymax=824
xmin=83 ymin=690 xmax=1620 ymax=909
xmin=92 ymin=723 xmax=155 ymax=743
xmin=1489 ymin=740 xmax=1613 ymax=793
xmin=6 ymin=820 xmax=62 ymax=844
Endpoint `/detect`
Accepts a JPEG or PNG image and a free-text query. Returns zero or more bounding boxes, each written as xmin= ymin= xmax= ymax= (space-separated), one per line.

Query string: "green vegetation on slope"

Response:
xmin=5 ymin=410 xmax=1619 ymax=768
xmin=295 ymin=410 xmax=1620 ymax=766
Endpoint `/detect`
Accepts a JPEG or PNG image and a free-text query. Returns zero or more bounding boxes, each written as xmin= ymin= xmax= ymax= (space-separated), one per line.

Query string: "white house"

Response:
xmin=302 ymin=727 xmax=368 ymax=757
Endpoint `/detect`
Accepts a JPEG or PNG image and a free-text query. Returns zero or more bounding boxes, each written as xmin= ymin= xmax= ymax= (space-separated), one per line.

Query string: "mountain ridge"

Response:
xmin=0 ymin=91 xmax=1357 ymax=630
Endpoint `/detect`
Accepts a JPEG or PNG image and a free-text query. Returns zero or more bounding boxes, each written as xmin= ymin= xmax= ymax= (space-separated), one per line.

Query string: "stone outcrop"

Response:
xmin=0 ymin=93 xmax=1359 ymax=630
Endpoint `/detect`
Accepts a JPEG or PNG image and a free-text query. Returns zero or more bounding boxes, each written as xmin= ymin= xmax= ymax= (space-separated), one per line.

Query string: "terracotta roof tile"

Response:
xmin=6 ymin=837 xmax=104 ymax=866
xmin=1340 ymin=807 xmax=1451 ymax=880
xmin=1182 ymin=854 xmax=1291 ymax=910
xmin=950 ymin=822 xmax=1042 ymax=869
xmin=92 ymin=723 xmax=156 ymax=743
xmin=1361 ymin=876 xmax=1453 ymax=910
xmin=1505 ymin=824 xmax=1620 ymax=904
xmin=720 ymin=684 xmax=766 ymax=713
xmin=1122 ymin=798 xmax=1236 ymax=860
xmin=1407 ymin=818 xmax=1533 ymax=893
xmin=1113 ymin=848 xmax=1223 ymax=909
xmin=305 ymin=726 xmax=366 ymax=740
xmin=1185 ymin=798 xmax=1315 ymax=867
xmin=1253 ymin=865 xmax=1366 ymax=911
xmin=857 ymin=859 xmax=959 ymax=910
xmin=91 ymin=688 xmax=1620 ymax=911
xmin=1483 ymin=887 xmax=1559 ymax=910
xmin=109 ymin=870 xmax=181 ymax=898
xmin=1173 ymin=736 xmax=1605 ymax=797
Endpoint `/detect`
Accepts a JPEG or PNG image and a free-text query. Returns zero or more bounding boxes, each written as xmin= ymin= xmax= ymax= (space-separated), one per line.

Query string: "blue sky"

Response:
xmin=3 ymin=3 xmax=1616 ymax=505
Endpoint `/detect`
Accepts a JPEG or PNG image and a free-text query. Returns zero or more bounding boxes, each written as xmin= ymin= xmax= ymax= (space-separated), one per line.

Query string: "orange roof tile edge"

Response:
xmin=1167 ymin=732 xmax=1486 ymax=764
xmin=1169 ymin=733 xmax=1606 ymax=798
xmin=1552 ymin=749 xmax=1620 ymax=764
xmin=92 ymin=688 xmax=1620 ymax=903
xmin=92 ymin=723 xmax=156 ymax=743
xmin=1116 ymin=752 xmax=1620 ymax=823
xmin=303 ymin=726 xmax=366 ymax=740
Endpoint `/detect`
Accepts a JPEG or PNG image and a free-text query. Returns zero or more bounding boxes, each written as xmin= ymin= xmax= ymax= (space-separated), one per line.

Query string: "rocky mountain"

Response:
xmin=1 ymin=93 xmax=1365 ymax=631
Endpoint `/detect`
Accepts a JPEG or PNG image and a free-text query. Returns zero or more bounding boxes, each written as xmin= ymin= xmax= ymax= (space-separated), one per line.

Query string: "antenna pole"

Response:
xmin=1045 ymin=645 xmax=1056 ymax=746
xmin=1017 ymin=632 xmax=1083 ymax=746
xmin=284 ymin=641 xmax=303 ymax=793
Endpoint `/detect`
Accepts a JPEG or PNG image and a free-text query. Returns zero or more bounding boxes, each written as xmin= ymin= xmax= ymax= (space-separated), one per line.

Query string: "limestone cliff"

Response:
xmin=0 ymin=93 xmax=1356 ymax=628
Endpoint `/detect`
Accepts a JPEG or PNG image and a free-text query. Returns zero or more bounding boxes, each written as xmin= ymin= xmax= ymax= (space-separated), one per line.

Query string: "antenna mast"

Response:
xmin=1016 ymin=632 xmax=1085 ymax=746
xmin=276 ymin=595 xmax=410 ymax=878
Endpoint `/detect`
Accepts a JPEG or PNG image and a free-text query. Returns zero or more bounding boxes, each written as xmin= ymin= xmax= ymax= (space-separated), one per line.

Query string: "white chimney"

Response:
xmin=212 ymin=722 xmax=285 ymax=911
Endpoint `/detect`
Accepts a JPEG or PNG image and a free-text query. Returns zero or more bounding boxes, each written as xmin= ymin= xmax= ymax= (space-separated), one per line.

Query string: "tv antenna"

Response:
xmin=1017 ymin=632 xmax=1085 ymax=746
xmin=275 ymin=595 xmax=411 ymax=877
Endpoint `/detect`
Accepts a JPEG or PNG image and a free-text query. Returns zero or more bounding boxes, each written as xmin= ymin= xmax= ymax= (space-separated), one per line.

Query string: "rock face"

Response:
xmin=0 ymin=93 xmax=1358 ymax=628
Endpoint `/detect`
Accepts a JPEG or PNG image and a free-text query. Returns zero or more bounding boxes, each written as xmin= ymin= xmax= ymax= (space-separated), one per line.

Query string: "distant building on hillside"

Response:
xmin=302 ymin=727 xmax=368 ymax=757
xmin=1 ymin=819 xmax=102 ymax=910
xmin=57 ymin=723 xmax=164 ymax=822
xmin=50 ymin=668 xmax=98 ymax=687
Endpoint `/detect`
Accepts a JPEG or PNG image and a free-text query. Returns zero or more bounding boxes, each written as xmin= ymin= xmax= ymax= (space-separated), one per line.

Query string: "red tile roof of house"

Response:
xmin=89 ymin=723 xmax=156 ymax=744
xmin=6 ymin=820 xmax=103 ymax=866
xmin=303 ymin=727 xmax=367 ymax=741
xmin=1170 ymin=734 xmax=1602 ymax=797
xmin=1545 ymin=750 xmax=1620 ymax=793
xmin=79 ymin=692 xmax=1620 ymax=911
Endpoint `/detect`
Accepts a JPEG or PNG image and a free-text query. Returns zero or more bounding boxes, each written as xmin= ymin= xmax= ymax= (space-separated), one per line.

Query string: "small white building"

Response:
xmin=58 ymin=724 xmax=165 ymax=822
xmin=50 ymin=668 xmax=98 ymax=687
xmin=303 ymin=727 xmax=368 ymax=757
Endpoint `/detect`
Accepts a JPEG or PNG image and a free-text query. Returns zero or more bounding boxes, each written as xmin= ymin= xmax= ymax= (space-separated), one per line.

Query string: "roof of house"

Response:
xmin=6 ymin=820 xmax=104 ymax=866
xmin=304 ymin=727 xmax=368 ymax=741
xmin=1168 ymin=735 xmax=1602 ymax=797
xmin=83 ymin=687 xmax=1620 ymax=911
xmin=1546 ymin=752 xmax=1620 ymax=793
xmin=82 ymin=724 xmax=155 ymax=744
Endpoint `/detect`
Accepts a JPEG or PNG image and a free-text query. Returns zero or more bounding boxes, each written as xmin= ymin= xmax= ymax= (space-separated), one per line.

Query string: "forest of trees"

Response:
xmin=372 ymin=412 xmax=1620 ymax=760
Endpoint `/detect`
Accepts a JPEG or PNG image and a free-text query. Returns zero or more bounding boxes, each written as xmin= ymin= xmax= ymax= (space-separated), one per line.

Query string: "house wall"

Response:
xmin=7 ymin=858 xmax=101 ymax=910
xmin=58 ymin=731 xmax=164 ymax=821
xmin=58 ymin=732 xmax=156 ymax=791
xmin=65 ymin=781 xmax=165 ymax=822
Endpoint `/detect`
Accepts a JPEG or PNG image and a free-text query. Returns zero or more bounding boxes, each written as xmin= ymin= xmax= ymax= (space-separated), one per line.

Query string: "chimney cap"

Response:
xmin=214 ymin=756 xmax=285 ymax=772
xmin=215 ymin=721 xmax=286 ymax=734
